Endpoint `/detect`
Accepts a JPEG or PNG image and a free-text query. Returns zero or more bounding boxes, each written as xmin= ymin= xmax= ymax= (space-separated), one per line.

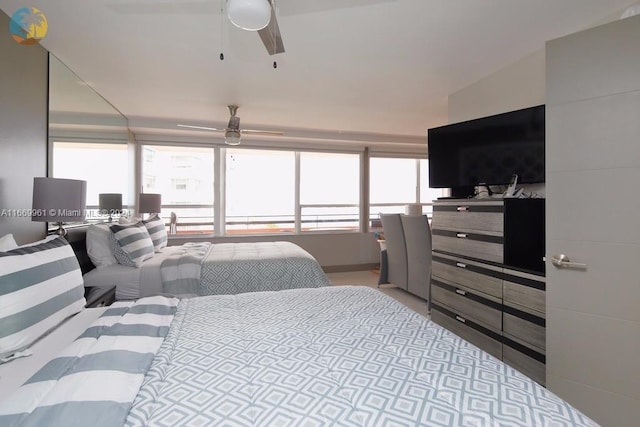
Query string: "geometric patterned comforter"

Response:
xmin=159 ymin=241 xmax=331 ymax=298
xmin=125 ymin=286 xmax=598 ymax=427
xmin=198 ymin=241 xmax=331 ymax=295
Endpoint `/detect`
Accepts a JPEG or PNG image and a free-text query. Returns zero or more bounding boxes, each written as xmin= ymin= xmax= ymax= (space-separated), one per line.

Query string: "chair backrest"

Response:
xmin=401 ymin=214 xmax=432 ymax=301
xmin=380 ymin=213 xmax=408 ymax=290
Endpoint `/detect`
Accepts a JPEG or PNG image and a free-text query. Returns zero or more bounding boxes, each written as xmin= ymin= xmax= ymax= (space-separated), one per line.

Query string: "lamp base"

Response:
xmin=53 ymin=222 xmax=67 ymax=237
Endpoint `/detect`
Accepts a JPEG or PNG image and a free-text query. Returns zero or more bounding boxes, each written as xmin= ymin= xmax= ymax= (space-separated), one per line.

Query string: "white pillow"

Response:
xmin=0 ymin=236 xmax=86 ymax=363
xmin=86 ymin=224 xmax=118 ymax=269
xmin=0 ymin=234 xmax=18 ymax=251
xmin=118 ymin=216 xmax=140 ymax=225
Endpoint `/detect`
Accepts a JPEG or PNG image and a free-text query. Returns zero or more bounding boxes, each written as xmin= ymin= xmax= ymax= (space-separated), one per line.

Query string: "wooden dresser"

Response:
xmin=430 ymin=198 xmax=546 ymax=385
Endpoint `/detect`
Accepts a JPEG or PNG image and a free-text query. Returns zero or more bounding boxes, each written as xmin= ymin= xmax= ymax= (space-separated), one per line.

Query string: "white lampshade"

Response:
xmin=227 ymin=0 xmax=271 ymax=31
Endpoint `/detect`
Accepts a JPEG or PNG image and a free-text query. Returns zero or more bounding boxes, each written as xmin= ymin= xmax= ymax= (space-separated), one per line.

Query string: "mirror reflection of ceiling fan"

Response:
xmin=177 ymin=105 xmax=284 ymax=145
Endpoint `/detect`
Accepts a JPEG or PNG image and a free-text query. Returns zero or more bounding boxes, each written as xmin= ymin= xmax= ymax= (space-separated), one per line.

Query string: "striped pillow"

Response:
xmin=0 ymin=236 xmax=86 ymax=363
xmin=109 ymin=222 xmax=155 ymax=267
xmin=142 ymin=215 xmax=168 ymax=252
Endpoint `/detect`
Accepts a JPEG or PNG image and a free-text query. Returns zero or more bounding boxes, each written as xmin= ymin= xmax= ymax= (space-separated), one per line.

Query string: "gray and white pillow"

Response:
xmin=0 ymin=236 xmax=86 ymax=363
xmin=142 ymin=215 xmax=168 ymax=252
xmin=109 ymin=222 xmax=155 ymax=267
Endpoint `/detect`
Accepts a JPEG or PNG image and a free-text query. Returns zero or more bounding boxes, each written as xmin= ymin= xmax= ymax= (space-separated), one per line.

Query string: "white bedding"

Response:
xmin=0 ymin=307 xmax=108 ymax=402
xmin=0 ymin=288 xmax=597 ymax=426
xmin=84 ymin=243 xmax=330 ymax=300
xmin=83 ymin=247 xmax=182 ymax=299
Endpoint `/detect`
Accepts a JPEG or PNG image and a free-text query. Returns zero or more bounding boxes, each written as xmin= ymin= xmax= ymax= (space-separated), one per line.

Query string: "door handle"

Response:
xmin=551 ymin=254 xmax=587 ymax=270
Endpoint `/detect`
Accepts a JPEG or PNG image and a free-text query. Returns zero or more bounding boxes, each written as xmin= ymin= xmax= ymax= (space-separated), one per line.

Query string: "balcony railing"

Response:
xmin=84 ymin=202 xmax=434 ymax=235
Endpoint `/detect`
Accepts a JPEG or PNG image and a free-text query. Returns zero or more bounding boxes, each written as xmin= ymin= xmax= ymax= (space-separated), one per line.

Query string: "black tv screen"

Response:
xmin=428 ymin=105 xmax=545 ymax=189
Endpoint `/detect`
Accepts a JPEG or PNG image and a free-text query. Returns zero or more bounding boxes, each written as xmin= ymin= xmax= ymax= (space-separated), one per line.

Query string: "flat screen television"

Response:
xmin=428 ymin=105 xmax=545 ymax=193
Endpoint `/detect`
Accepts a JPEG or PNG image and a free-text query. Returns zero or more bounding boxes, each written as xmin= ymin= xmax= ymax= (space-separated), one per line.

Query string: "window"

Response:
xmin=142 ymin=145 xmax=214 ymax=234
xmin=300 ymin=152 xmax=360 ymax=231
xmin=225 ymin=149 xmax=294 ymax=234
xmin=369 ymin=157 xmax=444 ymax=228
xmin=172 ymin=178 xmax=188 ymax=191
xmin=52 ymin=142 xmax=129 ymax=221
xmin=420 ymin=159 xmax=446 ymax=217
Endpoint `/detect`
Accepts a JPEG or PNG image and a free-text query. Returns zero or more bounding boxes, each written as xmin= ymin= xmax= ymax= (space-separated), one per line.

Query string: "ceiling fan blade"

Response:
xmin=241 ymin=129 xmax=284 ymax=136
xmin=177 ymin=124 xmax=222 ymax=131
xmin=258 ymin=2 xmax=285 ymax=55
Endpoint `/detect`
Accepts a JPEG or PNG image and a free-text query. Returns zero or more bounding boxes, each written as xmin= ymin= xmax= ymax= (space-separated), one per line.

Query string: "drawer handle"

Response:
xmin=456 ymin=206 xmax=469 ymax=212
xmin=456 ymin=233 xmax=468 ymax=239
xmin=455 ymin=315 xmax=466 ymax=323
xmin=456 ymin=262 xmax=467 ymax=269
xmin=455 ymin=289 xmax=467 ymax=296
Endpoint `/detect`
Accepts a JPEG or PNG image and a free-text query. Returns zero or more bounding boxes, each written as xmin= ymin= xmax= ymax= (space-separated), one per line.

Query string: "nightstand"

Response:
xmin=84 ymin=285 xmax=116 ymax=308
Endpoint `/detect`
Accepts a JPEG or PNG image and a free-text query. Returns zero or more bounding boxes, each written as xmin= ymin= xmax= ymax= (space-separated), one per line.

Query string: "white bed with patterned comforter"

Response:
xmin=84 ymin=241 xmax=331 ymax=299
xmin=0 ymin=286 xmax=598 ymax=427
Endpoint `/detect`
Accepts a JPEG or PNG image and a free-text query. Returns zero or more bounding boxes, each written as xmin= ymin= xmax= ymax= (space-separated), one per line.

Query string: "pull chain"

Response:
xmin=272 ymin=0 xmax=277 ymax=69
xmin=219 ymin=0 xmax=225 ymax=60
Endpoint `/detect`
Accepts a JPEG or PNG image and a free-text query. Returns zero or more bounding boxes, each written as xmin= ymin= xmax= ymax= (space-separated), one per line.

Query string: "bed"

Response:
xmin=0 ymin=285 xmax=597 ymax=426
xmin=76 ymin=223 xmax=330 ymax=300
xmin=1 ymin=235 xmax=597 ymax=425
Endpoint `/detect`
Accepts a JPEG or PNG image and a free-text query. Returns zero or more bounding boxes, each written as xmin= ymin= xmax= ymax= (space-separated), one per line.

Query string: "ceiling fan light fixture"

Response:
xmin=227 ymin=0 xmax=271 ymax=31
xmin=225 ymin=130 xmax=242 ymax=145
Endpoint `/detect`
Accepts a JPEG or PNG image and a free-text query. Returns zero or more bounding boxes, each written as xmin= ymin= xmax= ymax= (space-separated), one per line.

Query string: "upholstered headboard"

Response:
xmin=65 ymin=226 xmax=96 ymax=275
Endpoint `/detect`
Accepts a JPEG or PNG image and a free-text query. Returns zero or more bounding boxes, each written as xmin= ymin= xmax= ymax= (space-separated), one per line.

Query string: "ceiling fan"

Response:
xmin=226 ymin=0 xmax=284 ymax=55
xmin=177 ymin=105 xmax=284 ymax=145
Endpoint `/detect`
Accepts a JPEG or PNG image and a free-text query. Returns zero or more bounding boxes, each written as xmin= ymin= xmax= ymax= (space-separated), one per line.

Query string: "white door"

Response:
xmin=545 ymin=15 xmax=640 ymax=427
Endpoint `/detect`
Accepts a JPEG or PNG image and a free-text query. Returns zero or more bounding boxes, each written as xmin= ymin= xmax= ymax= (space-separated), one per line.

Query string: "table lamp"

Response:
xmin=32 ymin=177 xmax=87 ymax=236
xmin=99 ymin=193 xmax=123 ymax=222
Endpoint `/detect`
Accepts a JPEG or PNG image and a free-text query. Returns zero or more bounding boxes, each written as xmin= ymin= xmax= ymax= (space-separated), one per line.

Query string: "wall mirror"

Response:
xmin=48 ymin=53 xmax=132 ymax=223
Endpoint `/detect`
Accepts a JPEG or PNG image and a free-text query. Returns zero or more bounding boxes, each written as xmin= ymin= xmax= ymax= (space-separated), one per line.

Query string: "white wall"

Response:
xmin=447 ymin=49 xmax=546 ymax=123
xmin=445 ymin=48 xmax=547 ymax=198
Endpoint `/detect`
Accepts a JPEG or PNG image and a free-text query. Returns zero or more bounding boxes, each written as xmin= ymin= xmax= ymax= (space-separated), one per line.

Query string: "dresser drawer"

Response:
xmin=431 ymin=280 xmax=502 ymax=333
xmin=503 ymin=308 xmax=546 ymax=352
xmin=432 ymin=202 xmax=503 ymax=233
xmin=432 ymin=230 xmax=503 ymax=264
xmin=431 ymin=304 xmax=502 ymax=360
xmin=432 ymin=253 xmax=503 ymax=299
xmin=503 ymin=271 xmax=546 ymax=316
xmin=503 ymin=341 xmax=546 ymax=386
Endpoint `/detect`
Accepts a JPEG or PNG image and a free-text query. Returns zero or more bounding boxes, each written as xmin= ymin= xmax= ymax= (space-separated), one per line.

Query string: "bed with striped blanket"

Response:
xmin=0 ymin=287 xmax=598 ymax=426
xmin=83 ymin=241 xmax=331 ymax=300
xmin=159 ymin=241 xmax=331 ymax=297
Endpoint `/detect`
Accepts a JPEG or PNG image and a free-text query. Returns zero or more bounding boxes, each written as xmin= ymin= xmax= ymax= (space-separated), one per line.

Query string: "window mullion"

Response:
xmin=295 ymin=152 xmax=301 ymax=234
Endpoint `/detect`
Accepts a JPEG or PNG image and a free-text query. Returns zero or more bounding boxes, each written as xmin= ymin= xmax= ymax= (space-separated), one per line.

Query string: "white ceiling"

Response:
xmin=1 ymin=0 xmax=636 ymax=147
